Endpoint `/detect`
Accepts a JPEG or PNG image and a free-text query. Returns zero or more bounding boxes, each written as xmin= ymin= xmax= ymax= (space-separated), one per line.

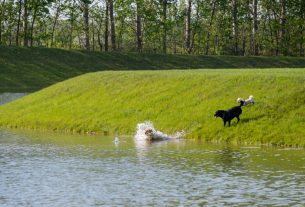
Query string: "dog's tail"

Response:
xmin=249 ymin=95 xmax=254 ymax=104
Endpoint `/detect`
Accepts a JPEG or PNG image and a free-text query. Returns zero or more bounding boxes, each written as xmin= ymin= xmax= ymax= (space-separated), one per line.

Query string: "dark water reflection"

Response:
xmin=0 ymin=130 xmax=304 ymax=206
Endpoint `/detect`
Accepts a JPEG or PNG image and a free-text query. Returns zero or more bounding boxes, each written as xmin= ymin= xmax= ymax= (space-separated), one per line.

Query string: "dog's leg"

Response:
xmin=223 ymin=121 xmax=226 ymax=127
xmin=237 ymin=116 xmax=240 ymax=123
xmin=228 ymin=120 xmax=231 ymax=127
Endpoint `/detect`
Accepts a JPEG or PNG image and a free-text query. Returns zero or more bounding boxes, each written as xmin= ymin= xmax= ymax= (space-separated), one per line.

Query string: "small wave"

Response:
xmin=135 ymin=121 xmax=185 ymax=141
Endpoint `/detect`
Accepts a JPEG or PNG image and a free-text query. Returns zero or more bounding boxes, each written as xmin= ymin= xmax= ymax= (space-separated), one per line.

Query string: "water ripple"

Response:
xmin=0 ymin=131 xmax=304 ymax=206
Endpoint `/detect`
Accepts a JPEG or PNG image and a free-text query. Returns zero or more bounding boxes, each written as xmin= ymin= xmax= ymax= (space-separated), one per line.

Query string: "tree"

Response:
xmin=109 ymin=0 xmax=116 ymax=50
xmin=205 ymin=0 xmax=217 ymax=55
xmin=104 ymin=0 xmax=109 ymax=51
xmin=80 ymin=0 xmax=91 ymax=50
xmin=51 ymin=0 xmax=62 ymax=47
xmin=136 ymin=0 xmax=142 ymax=52
xmin=280 ymin=0 xmax=287 ymax=55
xmin=16 ymin=0 xmax=22 ymax=46
xmin=252 ymin=0 xmax=259 ymax=55
xmin=0 ymin=0 xmax=6 ymax=44
xmin=24 ymin=0 xmax=28 ymax=46
xmin=185 ymin=0 xmax=191 ymax=53
xmin=299 ymin=0 xmax=305 ymax=56
xmin=232 ymin=0 xmax=239 ymax=55
xmin=28 ymin=0 xmax=53 ymax=47
xmin=0 ymin=0 xmax=302 ymax=56
xmin=64 ymin=0 xmax=78 ymax=49
xmin=161 ymin=0 xmax=167 ymax=53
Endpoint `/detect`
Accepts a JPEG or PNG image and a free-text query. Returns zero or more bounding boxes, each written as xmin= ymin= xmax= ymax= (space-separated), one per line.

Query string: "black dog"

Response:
xmin=214 ymin=103 xmax=242 ymax=127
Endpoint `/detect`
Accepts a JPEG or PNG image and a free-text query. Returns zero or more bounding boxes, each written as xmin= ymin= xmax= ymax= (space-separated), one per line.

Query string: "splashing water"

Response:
xmin=135 ymin=121 xmax=185 ymax=141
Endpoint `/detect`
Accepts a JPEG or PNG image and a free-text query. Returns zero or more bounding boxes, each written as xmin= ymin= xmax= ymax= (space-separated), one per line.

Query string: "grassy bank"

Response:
xmin=0 ymin=69 xmax=304 ymax=146
xmin=1 ymin=46 xmax=305 ymax=92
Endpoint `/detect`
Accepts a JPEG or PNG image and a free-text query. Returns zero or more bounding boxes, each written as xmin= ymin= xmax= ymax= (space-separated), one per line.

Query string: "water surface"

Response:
xmin=0 ymin=130 xmax=304 ymax=207
xmin=0 ymin=93 xmax=28 ymax=105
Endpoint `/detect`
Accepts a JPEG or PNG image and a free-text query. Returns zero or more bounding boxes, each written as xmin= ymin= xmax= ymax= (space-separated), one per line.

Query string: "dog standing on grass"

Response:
xmin=214 ymin=102 xmax=243 ymax=127
xmin=237 ymin=95 xmax=254 ymax=106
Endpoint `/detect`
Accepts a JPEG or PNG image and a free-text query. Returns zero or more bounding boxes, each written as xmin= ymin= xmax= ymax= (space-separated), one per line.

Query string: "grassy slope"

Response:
xmin=0 ymin=69 xmax=304 ymax=146
xmin=1 ymin=46 xmax=305 ymax=92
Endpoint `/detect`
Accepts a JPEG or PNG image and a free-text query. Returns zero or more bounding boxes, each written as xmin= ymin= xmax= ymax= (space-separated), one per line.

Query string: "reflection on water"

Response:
xmin=0 ymin=93 xmax=28 ymax=105
xmin=0 ymin=129 xmax=304 ymax=206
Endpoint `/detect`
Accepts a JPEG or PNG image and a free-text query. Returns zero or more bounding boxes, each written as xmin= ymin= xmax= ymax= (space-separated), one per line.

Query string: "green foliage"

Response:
xmin=0 ymin=69 xmax=304 ymax=146
xmin=0 ymin=0 xmax=304 ymax=55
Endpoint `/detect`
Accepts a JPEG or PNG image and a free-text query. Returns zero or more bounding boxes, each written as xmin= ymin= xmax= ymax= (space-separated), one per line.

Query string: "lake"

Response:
xmin=0 ymin=93 xmax=28 ymax=105
xmin=0 ymin=93 xmax=304 ymax=206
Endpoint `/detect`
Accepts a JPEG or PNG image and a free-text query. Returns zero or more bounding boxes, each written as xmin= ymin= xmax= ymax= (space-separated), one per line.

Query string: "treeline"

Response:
xmin=0 ymin=0 xmax=304 ymax=56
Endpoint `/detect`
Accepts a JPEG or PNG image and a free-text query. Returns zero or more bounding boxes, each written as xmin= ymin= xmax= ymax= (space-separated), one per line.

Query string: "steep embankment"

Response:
xmin=0 ymin=69 xmax=304 ymax=146
xmin=1 ymin=46 xmax=305 ymax=92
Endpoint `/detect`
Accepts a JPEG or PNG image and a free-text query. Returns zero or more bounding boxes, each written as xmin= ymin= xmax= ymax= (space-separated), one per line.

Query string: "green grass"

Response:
xmin=1 ymin=46 xmax=305 ymax=92
xmin=0 ymin=69 xmax=304 ymax=146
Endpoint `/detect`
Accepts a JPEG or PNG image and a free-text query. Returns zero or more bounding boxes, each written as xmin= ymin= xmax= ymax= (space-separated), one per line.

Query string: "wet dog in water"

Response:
xmin=214 ymin=103 xmax=242 ymax=127
xmin=135 ymin=121 xmax=185 ymax=141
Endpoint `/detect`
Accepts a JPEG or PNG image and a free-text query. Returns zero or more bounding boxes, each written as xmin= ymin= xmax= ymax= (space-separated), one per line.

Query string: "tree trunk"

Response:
xmin=98 ymin=20 xmax=103 ymax=51
xmin=190 ymin=4 xmax=200 ymax=54
xmin=214 ymin=35 xmax=218 ymax=54
xmin=91 ymin=16 xmax=95 ymax=51
xmin=162 ymin=0 xmax=167 ymax=53
xmin=104 ymin=1 xmax=109 ymax=51
xmin=0 ymin=0 xmax=6 ymax=44
xmin=300 ymin=2 xmax=305 ymax=56
xmin=185 ymin=0 xmax=191 ymax=54
xmin=242 ymin=27 xmax=246 ymax=55
xmin=252 ymin=0 xmax=259 ymax=55
xmin=301 ymin=28 xmax=304 ymax=56
xmin=232 ymin=0 xmax=238 ymax=55
xmin=205 ymin=0 xmax=216 ymax=55
xmin=271 ymin=10 xmax=279 ymax=55
xmin=44 ymin=21 xmax=48 ymax=47
xmin=197 ymin=31 xmax=201 ymax=54
xmin=109 ymin=0 xmax=116 ymax=50
xmin=69 ymin=20 xmax=74 ymax=49
xmin=8 ymin=26 xmax=12 ymax=45
xmin=16 ymin=0 xmax=22 ymax=46
xmin=84 ymin=1 xmax=90 ymax=50
xmin=30 ymin=3 xmax=38 ymax=47
xmin=117 ymin=21 xmax=124 ymax=50
xmin=77 ymin=29 xmax=82 ymax=48
xmin=51 ymin=1 xmax=61 ymax=47
xmin=136 ymin=0 xmax=142 ymax=52
xmin=280 ymin=0 xmax=287 ymax=55
xmin=69 ymin=0 xmax=76 ymax=49
xmin=23 ymin=0 xmax=28 ymax=47
xmin=173 ymin=27 xmax=177 ymax=53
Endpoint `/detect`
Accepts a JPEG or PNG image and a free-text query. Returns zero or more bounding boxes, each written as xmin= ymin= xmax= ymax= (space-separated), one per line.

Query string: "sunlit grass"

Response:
xmin=0 ymin=69 xmax=304 ymax=146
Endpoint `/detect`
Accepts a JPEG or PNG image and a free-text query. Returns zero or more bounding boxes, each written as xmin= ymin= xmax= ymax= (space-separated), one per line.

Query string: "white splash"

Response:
xmin=135 ymin=121 xmax=185 ymax=141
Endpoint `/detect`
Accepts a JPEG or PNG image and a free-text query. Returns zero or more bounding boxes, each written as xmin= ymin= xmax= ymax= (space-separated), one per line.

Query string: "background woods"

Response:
xmin=0 ymin=0 xmax=304 ymax=56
